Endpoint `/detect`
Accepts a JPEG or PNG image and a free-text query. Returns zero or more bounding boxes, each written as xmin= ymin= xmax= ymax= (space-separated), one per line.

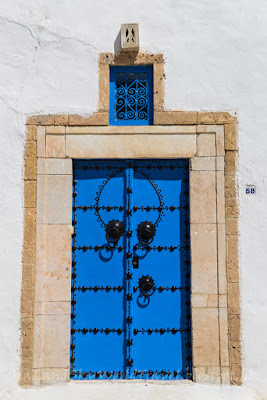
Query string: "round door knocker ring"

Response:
xmin=139 ymin=275 xmax=155 ymax=297
xmin=137 ymin=221 xmax=156 ymax=245
xmin=106 ymin=220 xmax=124 ymax=243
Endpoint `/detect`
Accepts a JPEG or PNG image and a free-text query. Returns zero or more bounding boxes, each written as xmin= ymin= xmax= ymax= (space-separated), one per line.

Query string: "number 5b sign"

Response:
xmin=245 ymin=185 xmax=256 ymax=195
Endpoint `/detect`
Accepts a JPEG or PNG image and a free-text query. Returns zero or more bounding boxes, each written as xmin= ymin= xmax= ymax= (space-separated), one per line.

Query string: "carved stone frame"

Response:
xmin=20 ymin=53 xmax=241 ymax=387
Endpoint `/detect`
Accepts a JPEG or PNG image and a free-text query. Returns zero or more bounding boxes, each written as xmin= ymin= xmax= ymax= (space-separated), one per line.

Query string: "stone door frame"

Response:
xmin=20 ymin=52 xmax=241 ymax=387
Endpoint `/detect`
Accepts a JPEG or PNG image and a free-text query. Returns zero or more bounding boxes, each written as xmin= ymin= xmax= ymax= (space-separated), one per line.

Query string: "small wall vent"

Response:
xmin=120 ymin=24 xmax=139 ymax=52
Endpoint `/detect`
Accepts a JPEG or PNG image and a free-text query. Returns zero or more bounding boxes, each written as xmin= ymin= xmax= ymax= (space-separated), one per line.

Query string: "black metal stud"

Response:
xmin=127 ymin=359 xmax=133 ymax=367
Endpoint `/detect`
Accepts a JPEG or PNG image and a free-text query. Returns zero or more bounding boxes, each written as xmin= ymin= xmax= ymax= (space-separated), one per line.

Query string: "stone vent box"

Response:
xmin=121 ymin=23 xmax=139 ymax=52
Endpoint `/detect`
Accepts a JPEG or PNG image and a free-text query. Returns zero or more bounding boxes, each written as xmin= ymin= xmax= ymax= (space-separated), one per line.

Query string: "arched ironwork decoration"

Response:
xmin=94 ymin=164 xmax=165 ymax=232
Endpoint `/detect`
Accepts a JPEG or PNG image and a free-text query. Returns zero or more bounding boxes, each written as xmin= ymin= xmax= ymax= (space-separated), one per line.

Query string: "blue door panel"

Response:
xmin=132 ymin=291 xmax=184 ymax=328
xmin=75 ymin=212 xmax=124 ymax=252
xmin=71 ymin=159 xmax=191 ymax=380
xmin=132 ymin=334 xmax=184 ymax=377
xmin=72 ymin=333 xmax=125 ymax=379
xmin=74 ymin=252 xmax=125 ymax=287
xmin=74 ymin=291 xmax=125 ymax=329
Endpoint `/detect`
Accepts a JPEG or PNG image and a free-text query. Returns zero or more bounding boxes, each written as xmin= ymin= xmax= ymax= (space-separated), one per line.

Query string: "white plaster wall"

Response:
xmin=0 ymin=0 xmax=266 ymax=399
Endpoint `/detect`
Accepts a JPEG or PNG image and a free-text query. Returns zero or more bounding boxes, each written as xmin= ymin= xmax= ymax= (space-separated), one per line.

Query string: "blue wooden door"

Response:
xmin=71 ymin=159 xmax=191 ymax=380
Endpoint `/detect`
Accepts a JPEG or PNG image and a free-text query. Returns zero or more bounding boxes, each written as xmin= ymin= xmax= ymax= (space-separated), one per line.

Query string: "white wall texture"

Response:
xmin=0 ymin=0 xmax=267 ymax=399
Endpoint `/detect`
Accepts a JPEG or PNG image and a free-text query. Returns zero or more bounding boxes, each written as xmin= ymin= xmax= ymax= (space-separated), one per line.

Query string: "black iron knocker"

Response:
xmin=106 ymin=220 xmax=124 ymax=243
xmin=138 ymin=275 xmax=155 ymax=297
xmin=137 ymin=221 xmax=156 ymax=245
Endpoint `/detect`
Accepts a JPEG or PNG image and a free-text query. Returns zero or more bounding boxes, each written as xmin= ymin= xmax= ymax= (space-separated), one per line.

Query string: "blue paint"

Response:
xmin=71 ymin=159 xmax=191 ymax=380
xmin=109 ymin=66 xmax=153 ymax=125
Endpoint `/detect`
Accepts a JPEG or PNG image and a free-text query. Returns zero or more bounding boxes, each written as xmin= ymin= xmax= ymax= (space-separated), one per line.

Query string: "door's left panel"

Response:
xmin=70 ymin=160 xmax=126 ymax=380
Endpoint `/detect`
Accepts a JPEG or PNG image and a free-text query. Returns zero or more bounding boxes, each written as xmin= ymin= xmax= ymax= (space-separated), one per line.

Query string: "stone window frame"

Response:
xmin=20 ymin=52 xmax=241 ymax=387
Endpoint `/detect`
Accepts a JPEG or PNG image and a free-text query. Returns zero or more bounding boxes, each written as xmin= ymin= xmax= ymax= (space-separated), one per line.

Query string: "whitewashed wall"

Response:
xmin=0 ymin=0 xmax=267 ymax=399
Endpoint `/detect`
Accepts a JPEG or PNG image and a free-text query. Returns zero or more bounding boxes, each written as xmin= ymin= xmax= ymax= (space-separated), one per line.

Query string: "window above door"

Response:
xmin=109 ymin=66 xmax=153 ymax=126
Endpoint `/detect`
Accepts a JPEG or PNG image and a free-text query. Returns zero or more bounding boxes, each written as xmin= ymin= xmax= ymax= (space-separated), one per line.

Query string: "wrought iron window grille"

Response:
xmin=109 ymin=66 xmax=153 ymax=125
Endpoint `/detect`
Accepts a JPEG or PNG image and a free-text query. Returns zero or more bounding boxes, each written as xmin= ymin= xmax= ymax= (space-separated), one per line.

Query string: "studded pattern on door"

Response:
xmin=71 ymin=159 xmax=191 ymax=380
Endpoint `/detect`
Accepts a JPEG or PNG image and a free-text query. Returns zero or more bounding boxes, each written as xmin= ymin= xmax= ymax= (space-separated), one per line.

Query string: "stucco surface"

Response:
xmin=0 ymin=0 xmax=267 ymax=399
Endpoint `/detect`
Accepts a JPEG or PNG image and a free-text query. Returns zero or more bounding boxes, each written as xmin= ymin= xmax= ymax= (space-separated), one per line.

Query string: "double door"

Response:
xmin=71 ymin=159 xmax=191 ymax=380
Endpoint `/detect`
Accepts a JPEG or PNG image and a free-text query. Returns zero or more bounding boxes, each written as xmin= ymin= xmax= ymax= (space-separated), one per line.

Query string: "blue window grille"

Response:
xmin=109 ymin=66 xmax=153 ymax=125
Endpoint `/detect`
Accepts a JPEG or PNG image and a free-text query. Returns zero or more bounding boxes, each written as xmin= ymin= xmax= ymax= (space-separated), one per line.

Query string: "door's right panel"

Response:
xmin=131 ymin=159 xmax=191 ymax=380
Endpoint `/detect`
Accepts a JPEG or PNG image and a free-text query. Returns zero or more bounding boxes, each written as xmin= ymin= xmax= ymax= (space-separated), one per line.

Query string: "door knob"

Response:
xmin=138 ymin=275 xmax=155 ymax=297
xmin=106 ymin=220 xmax=124 ymax=243
xmin=137 ymin=221 xmax=156 ymax=245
